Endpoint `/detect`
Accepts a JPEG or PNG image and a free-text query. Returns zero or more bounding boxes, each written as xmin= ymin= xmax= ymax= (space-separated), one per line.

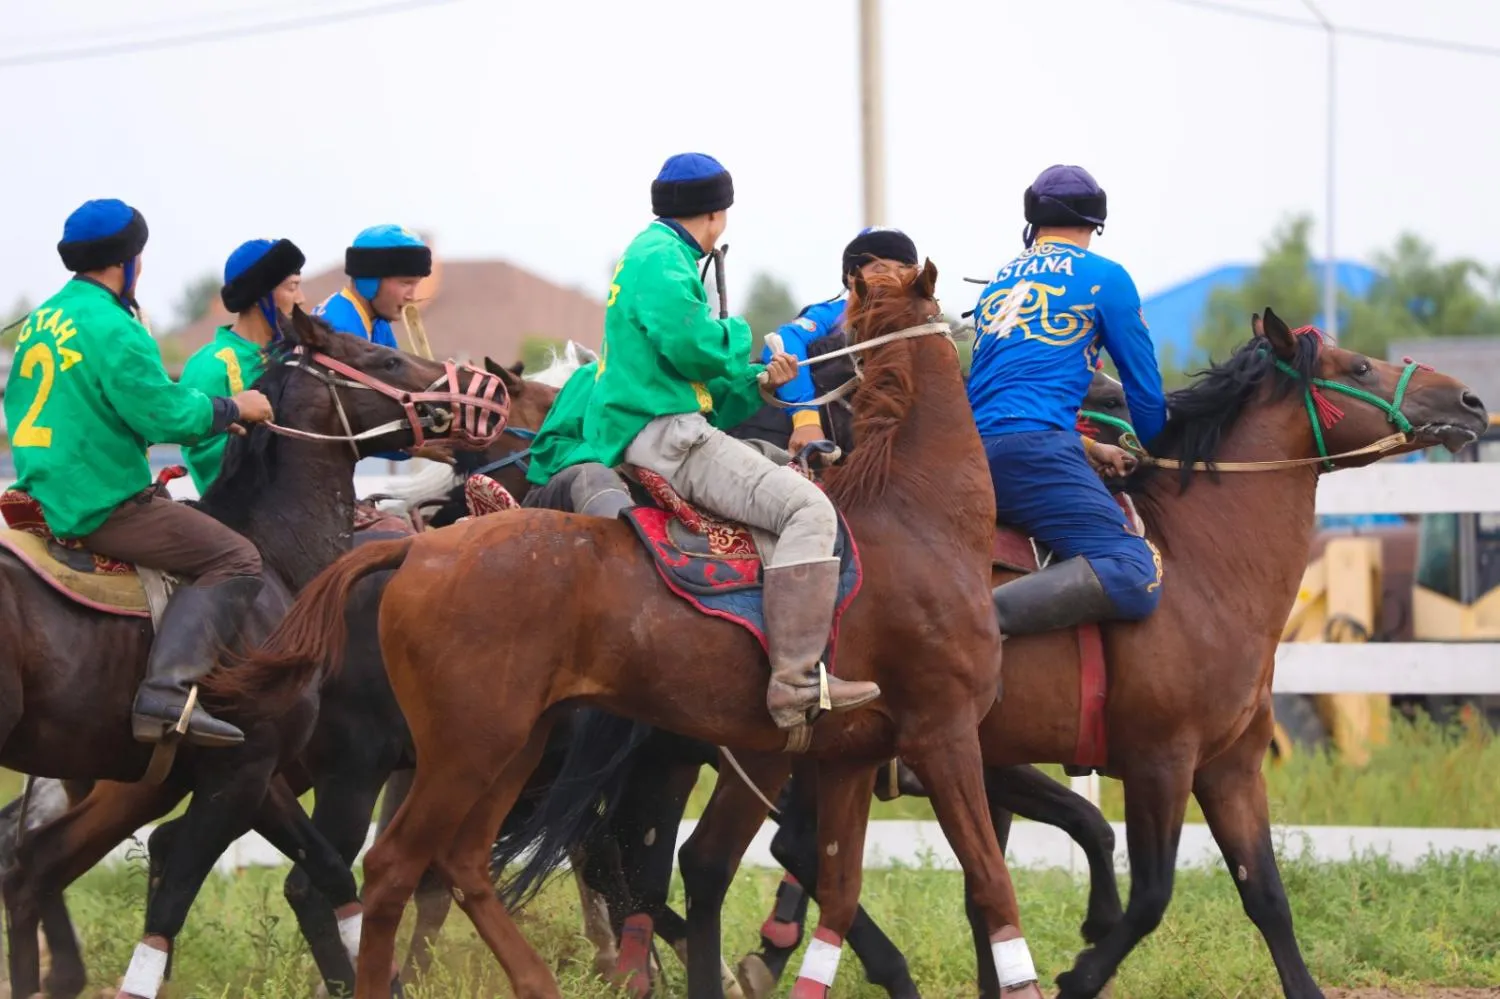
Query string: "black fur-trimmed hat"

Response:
xmin=1024 ymin=165 xmax=1108 ymax=229
xmin=57 ymin=199 xmax=149 ymax=273
xmin=841 ymin=227 xmax=918 ymax=283
xmin=221 ymin=239 xmax=306 ymax=313
xmin=651 ymin=153 xmax=734 ymax=219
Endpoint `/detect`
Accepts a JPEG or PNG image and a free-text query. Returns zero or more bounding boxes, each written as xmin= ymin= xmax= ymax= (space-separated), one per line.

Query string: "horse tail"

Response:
xmin=491 ymin=708 xmax=653 ymax=908
xmin=203 ymin=536 xmax=416 ymax=718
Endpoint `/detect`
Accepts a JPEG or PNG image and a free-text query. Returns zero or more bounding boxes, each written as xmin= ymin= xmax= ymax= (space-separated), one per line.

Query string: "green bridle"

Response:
xmin=1272 ymin=357 xmax=1419 ymax=471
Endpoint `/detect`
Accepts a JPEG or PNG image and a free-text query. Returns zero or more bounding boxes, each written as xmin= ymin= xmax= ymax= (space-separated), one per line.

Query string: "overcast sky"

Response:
xmin=5 ymin=0 xmax=1500 ymax=340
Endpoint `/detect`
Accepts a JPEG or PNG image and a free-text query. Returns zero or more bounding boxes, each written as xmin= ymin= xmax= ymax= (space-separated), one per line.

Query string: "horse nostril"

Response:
xmin=1462 ymin=390 xmax=1488 ymax=420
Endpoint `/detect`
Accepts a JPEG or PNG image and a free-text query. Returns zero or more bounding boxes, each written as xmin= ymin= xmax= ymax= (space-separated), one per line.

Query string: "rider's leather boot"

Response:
xmin=764 ymin=559 xmax=880 ymax=729
xmin=990 ymin=556 xmax=1117 ymax=636
xmin=131 ymin=575 xmax=262 ymax=748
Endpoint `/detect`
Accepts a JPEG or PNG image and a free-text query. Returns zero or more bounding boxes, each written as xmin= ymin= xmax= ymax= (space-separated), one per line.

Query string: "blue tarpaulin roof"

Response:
xmin=1142 ymin=261 xmax=1380 ymax=364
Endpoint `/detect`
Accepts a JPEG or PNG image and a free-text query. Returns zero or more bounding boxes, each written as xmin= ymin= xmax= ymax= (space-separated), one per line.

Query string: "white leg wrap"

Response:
xmin=121 ymin=942 xmax=169 ymax=999
xmin=992 ymin=936 xmax=1038 ymax=990
xmin=797 ymin=935 xmax=842 ymax=987
xmin=338 ymin=911 xmax=363 ymax=963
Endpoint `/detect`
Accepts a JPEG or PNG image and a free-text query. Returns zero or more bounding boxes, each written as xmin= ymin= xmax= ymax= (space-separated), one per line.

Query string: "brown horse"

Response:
xmin=0 ymin=307 xmax=510 ymax=998
xmin=691 ymin=308 xmax=1488 ymax=999
xmin=224 ymin=261 xmax=1054 ymax=999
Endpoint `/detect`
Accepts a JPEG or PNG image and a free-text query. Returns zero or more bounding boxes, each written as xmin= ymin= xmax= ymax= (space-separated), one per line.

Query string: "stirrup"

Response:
xmin=137 ymin=685 xmax=199 ymax=785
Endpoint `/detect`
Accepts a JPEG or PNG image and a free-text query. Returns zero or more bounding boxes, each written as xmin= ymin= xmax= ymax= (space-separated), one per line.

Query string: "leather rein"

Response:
xmin=263 ymin=347 xmax=512 ymax=458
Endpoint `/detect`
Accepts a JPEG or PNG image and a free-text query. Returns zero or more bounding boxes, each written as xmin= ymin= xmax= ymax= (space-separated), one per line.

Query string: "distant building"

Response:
xmin=165 ymin=245 xmax=604 ymax=371
xmin=1142 ymin=261 xmax=1379 ymax=365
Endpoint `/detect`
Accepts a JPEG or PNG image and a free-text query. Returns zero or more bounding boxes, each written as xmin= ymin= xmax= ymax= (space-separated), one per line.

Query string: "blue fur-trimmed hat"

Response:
xmin=1024 ymin=165 xmax=1107 ymax=230
xmin=651 ymin=153 xmax=734 ymax=219
xmin=345 ymin=225 xmax=432 ymax=280
xmin=222 ymin=239 xmax=305 ymax=313
xmin=57 ymin=199 xmax=149 ymax=273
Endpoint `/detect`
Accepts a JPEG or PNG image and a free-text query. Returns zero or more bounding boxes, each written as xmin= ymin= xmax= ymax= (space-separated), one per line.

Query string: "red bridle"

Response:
xmin=266 ymin=348 xmax=511 ymax=454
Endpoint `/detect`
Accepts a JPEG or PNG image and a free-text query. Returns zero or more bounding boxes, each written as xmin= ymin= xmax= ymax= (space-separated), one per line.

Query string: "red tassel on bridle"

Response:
xmin=1287 ymin=325 xmax=1344 ymax=428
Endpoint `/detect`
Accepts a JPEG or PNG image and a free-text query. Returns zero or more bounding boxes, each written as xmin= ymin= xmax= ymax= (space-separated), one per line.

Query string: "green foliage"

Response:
xmin=519 ymin=335 xmax=568 ymax=373
xmin=743 ymin=272 xmax=799 ymax=357
xmin=1192 ymin=214 xmax=1500 ymax=366
xmin=170 ymin=271 xmax=222 ymax=331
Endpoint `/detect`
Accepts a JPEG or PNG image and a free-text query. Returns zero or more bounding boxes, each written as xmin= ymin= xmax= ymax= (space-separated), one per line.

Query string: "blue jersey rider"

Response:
xmin=968 ymin=165 xmax=1168 ymax=636
xmin=315 ymin=225 xmax=444 ymax=463
xmin=761 ymin=227 xmax=920 ymax=455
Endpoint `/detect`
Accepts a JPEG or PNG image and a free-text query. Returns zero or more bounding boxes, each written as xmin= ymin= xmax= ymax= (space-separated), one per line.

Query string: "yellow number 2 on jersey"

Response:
xmin=12 ymin=343 xmax=56 ymax=448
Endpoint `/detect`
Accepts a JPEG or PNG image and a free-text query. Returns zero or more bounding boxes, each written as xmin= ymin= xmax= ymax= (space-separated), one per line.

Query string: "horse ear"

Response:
xmin=571 ymin=340 xmax=600 ymax=364
xmin=1251 ymin=313 xmax=1264 ymax=338
xmin=287 ymin=305 xmax=326 ymax=349
xmin=1259 ymin=306 xmax=1297 ymax=360
xmin=508 ymin=360 xmax=526 ymax=376
xmin=484 ymin=355 xmax=526 ymax=395
xmin=914 ymin=258 xmax=939 ymax=299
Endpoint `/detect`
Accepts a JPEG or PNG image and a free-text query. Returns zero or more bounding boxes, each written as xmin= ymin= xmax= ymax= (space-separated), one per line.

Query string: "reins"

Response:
xmin=263 ymin=347 xmax=512 ymax=458
xmin=756 ymin=320 xmax=955 ymax=407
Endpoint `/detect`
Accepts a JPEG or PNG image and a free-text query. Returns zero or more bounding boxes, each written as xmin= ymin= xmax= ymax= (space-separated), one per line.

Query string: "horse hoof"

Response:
xmin=736 ymin=954 xmax=776 ymax=999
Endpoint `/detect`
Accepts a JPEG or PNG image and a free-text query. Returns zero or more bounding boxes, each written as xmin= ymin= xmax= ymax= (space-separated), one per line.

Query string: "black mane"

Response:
xmin=1142 ymin=332 xmax=1319 ymax=489
xmin=195 ymin=341 xmax=299 ymax=528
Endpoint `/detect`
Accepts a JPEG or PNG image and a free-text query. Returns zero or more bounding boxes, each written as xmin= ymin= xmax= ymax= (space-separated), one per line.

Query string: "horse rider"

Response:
xmin=968 ymin=165 xmax=1168 ymax=636
xmin=762 ymin=227 xmax=921 ymax=455
xmin=179 ymin=238 xmax=306 ymax=493
xmin=550 ymin=152 xmax=882 ymax=730
xmin=5 ymin=199 xmax=276 ymax=747
xmin=314 ymin=224 xmax=446 ymax=463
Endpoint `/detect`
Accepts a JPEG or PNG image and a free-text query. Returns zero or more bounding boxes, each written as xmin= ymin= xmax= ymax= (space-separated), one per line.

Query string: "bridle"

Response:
xmin=263 ymin=347 xmax=512 ymax=458
xmin=469 ymin=427 xmax=540 ymax=478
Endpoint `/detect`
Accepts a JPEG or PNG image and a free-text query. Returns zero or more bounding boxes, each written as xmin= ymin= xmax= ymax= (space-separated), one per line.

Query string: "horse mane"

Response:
xmin=195 ymin=341 xmax=300 ymax=528
xmin=527 ymin=341 xmax=594 ymax=388
xmin=1142 ymin=331 xmax=1319 ymax=490
xmin=822 ymin=269 xmax=923 ymax=508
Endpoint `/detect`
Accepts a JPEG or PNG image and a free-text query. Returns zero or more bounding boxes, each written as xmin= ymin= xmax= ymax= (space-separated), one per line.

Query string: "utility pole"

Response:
xmin=858 ymin=0 xmax=886 ymax=227
xmin=1304 ymin=0 xmax=1338 ymax=341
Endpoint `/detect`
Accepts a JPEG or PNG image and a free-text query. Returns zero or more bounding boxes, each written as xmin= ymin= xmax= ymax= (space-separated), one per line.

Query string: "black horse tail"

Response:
xmin=491 ymin=707 xmax=653 ymax=908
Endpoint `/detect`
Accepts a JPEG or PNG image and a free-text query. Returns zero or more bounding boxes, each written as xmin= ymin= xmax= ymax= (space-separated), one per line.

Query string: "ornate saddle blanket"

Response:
xmin=0 ymin=482 xmax=182 ymax=620
xmin=619 ymin=468 xmax=862 ymax=661
xmin=991 ymin=492 xmax=1145 ymax=774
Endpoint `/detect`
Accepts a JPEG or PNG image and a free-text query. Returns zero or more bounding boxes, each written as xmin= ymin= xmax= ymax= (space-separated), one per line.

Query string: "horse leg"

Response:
xmin=122 ymin=751 xmax=282 ymax=999
xmin=909 ymin=731 xmax=1043 ymax=999
xmin=679 ymin=752 xmax=791 ymax=999
xmin=374 ymin=771 xmax=455 ymax=983
xmin=986 ymin=764 xmax=1122 ymax=944
xmin=430 ymin=724 xmax=560 ymax=999
xmin=608 ymin=755 xmax=703 ymax=997
xmin=965 ymin=767 xmax=1015 ymax=999
xmin=1194 ymin=707 xmax=1324 ymax=999
xmin=3 ymin=781 xmax=180 ymax=999
xmin=751 ymin=771 xmax=918 ymax=999
xmin=1055 ymin=756 xmax=1194 ymax=999
xmin=255 ymin=777 xmax=366 ymax=997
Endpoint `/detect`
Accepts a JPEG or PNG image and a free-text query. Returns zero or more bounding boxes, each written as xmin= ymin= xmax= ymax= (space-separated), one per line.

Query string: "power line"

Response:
xmin=0 ymin=0 xmax=466 ymax=69
xmin=1163 ymin=0 xmax=1500 ymax=59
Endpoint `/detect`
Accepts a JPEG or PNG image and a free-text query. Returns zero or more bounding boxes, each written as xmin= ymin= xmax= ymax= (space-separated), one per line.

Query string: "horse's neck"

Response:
xmin=886 ymin=337 xmax=994 ymax=550
xmin=1146 ymin=406 xmax=1321 ymax=599
xmin=239 ymin=442 xmax=357 ymax=591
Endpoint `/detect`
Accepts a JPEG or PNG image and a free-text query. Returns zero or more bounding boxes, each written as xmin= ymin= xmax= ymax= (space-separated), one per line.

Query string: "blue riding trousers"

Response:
xmin=983 ymin=429 xmax=1161 ymax=619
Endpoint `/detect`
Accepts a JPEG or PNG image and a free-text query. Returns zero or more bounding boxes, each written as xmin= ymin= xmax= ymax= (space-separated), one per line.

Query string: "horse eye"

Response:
xmin=384 ymin=355 xmax=401 ymax=372
xmin=1353 ymin=361 xmax=1372 ymax=376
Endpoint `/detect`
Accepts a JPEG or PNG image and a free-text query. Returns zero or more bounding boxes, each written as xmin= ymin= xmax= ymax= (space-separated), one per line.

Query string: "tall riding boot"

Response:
xmin=570 ymin=464 xmax=635 ymax=519
xmin=132 ymin=575 xmax=263 ymax=748
xmin=764 ymin=559 xmax=881 ymax=730
xmin=990 ymin=556 xmax=1118 ymax=637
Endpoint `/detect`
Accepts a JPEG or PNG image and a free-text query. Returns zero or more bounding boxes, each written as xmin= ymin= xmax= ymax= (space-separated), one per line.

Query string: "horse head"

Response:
xmin=1253 ymin=307 xmax=1487 ymax=465
xmin=1078 ymin=369 xmax=1132 ymax=448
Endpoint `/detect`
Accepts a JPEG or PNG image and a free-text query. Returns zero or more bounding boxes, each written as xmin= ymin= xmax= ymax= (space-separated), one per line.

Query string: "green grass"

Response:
xmin=49 ymin=846 xmax=1500 ymax=998
xmin=681 ymin=715 xmax=1500 ymax=829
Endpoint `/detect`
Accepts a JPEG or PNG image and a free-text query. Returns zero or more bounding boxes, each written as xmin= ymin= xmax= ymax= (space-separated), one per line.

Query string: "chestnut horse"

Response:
xmin=0 ymin=308 xmax=509 ymax=998
xmin=225 ymin=261 xmax=1052 ymax=998
xmin=682 ymin=308 xmax=1487 ymax=999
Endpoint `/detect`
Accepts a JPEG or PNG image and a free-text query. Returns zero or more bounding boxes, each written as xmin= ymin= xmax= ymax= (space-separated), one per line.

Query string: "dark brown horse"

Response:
xmin=0 ymin=352 xmax=556 ymax=999
xmin=0 ymin=307 xmax=510 ymax=998
xmin=224 ymin=261 xmax=1054 ymax=998
xmin=684 ymin=309 xmax=1487 ymax=999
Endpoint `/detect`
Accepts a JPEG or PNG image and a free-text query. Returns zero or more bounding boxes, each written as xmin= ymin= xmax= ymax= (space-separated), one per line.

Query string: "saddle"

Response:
xmin=991 ymin=492 xmax=1145 ymax=775
xmin=0 ymin=478 xmax=182 ymax=621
